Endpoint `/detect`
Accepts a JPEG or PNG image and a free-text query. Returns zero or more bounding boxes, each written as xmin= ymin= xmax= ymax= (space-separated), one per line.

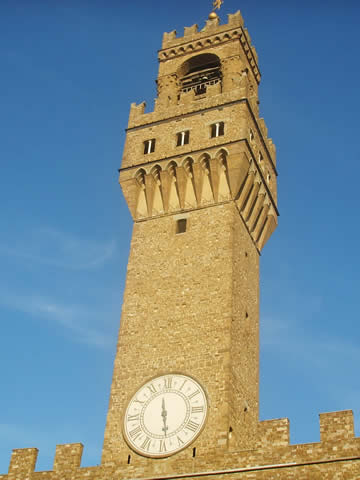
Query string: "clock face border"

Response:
xmin=122 ymin=372 xmax=209 ymax=458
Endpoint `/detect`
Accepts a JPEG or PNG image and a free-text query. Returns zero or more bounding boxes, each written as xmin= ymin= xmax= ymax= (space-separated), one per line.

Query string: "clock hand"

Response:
xmin=161 ymin=397 xmax=168 ymax=437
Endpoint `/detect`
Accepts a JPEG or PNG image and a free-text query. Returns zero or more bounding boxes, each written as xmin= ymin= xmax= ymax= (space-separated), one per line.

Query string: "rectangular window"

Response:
xmin=176 ymin=130 xmax=190 ymax=147
xmin=210 ymin=122 xmax=224 ymax=138
xmin=249 ymin=129 xmax=255 ymax=141
xmin=259 ymin=151 xmax=263 ymax=163
xmin=176 ymin=218 xmax=187 ymax=234
xmin=144 ymin=139 xmax=156 ymax=154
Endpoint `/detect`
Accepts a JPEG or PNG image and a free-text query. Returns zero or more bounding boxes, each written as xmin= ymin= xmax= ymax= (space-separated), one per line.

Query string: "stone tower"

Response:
xmin=3 ymin=9 xmax=360 ymax=480
xmin=102 ymin=9 xmax=278 ymax=464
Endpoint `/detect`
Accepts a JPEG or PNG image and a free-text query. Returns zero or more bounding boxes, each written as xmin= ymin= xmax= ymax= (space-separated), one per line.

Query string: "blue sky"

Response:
xmin=1 ymin=0 xmax=360 ymax=473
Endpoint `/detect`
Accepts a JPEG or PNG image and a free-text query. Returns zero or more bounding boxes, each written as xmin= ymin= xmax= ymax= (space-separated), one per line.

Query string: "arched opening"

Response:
xmin=167 ymin=161 xmax=178 ymax=178
xmin=199 ymin=154 xmax=211 ymax=174
xmin=182 ymin=157 xmax=194 ymax=178
xmin=135 ymin=168 xmax=146 ymax=188
xmin=178 ymin=54 xmax=221 ymax=96
xmin=150 ymin=165 xmax=162 ymax=184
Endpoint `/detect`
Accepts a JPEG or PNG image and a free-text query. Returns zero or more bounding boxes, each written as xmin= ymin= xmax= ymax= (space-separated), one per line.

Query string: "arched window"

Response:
xmin=178 ymin=54 xmax=221 ymax=96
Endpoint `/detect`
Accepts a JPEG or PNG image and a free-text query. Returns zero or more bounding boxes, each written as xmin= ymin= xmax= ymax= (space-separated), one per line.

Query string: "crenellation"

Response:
xmin=258 ymin=418 xmax=290 ymax=449
xmin=128 ymin=101 xmax=146 ymax=126
xmin=227 ymin=11 xmax=244 ymax=27
xmin=8 ymin=448 xmax=38 ymax=476
xmin=53 ymin=443 xmax=83 ymax=471
xmin=202 ymin=15 xmax=220 ymax=33
xmin=162 ymin=30 xmax=176 ymax=46
xmin=2 ymin=411 xmax=360 ymax=478
xmin=320 ymin=410 xmax=355 ymax=443
xmin=184 ymin=24 xmax=198 ymax=37
xmin=127 ymin=94 xmax=268 ymax=132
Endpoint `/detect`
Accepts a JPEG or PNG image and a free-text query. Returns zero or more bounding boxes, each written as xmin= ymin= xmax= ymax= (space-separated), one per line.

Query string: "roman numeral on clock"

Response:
xmin=129 ymin=425 xmax=142 ymax=440
xmin=159 ymin=439 xmax=167 ymax=453
xmin=187 ymin=389 xmax=200 ymax=400
xmin=185 ymin=419 xmax=200 ymax=432
xmin=191 ymin=406 xmax=204 ymax=414
xmin=147 ymin=383 xmax=157 ymax=394
xmin=127 ymin=413 xmax=140 ymax=422
xmin=163 ymin=376 xmax=173 ymax=389
xmin=141 ymin=436 xmax=151 ymax=451
xmin=179 ymin=379 xmax=187 ymax=391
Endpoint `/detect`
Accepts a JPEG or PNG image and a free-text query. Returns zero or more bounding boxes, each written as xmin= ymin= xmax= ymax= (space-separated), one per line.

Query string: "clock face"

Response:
xmin=123 ymin=373 xmax=208 ymax=458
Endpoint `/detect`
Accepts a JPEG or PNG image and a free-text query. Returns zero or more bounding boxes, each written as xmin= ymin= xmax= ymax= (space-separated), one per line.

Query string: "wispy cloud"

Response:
xmin=262 ymin=313 xmax=360 ymax=363
xmin=0 ymin=227 xmax=116 ymax=270
xmin=0 ymin=290 xmax=115 ymax=349
xmin=261 ymin=311 xmax=360 ymax=405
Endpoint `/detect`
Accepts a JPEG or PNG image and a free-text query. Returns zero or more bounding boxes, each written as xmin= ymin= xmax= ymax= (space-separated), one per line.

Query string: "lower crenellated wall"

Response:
xmin=2 ymin=410 xmax=360 ymax=480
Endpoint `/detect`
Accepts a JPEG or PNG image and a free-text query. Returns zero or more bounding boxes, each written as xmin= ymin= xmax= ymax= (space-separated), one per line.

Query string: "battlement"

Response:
xmin=258 ymin=410 xmax=356 ymax=449
xmin=1 ymin=410 xmax=358 ymax=479
xmin=162 ymin=11 xmax=245 ymax=49
xmin=2 ymin=443 xmax=83 ymax=478
xmin=159 ymin=11 xmax=260 ymax=85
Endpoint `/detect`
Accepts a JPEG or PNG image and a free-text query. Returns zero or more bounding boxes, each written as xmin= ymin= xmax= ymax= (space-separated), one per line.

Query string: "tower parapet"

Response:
xmin=1 ymin=411 xmax=359 ymax=479
xmin=120 ymin=11 xmax=278 ymax=251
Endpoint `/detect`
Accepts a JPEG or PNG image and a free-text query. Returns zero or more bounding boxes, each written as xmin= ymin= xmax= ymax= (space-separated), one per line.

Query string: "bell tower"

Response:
xmin=102 ymin=10 xmax=278 ymax=465
xmin=4 ymin=8 xmax=360 ymax=480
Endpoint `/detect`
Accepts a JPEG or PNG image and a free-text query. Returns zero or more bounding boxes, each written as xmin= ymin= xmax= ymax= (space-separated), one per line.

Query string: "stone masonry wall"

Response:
xmin=2 ymin=411 xmax=360 ymax=479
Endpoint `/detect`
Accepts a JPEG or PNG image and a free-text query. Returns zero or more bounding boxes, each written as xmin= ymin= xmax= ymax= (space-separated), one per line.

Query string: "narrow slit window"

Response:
xmin=210 ymin=122 xmax=224 ymax=138
xmin=249 ymin=129 xmax=255 ymax=141
xmin=176 ymin=218 xmax=187 ymax=234
xmin=144 ymin=139 xmax=156 ymax=154
xmin=176 ymin=130 xmax=190 ymax=147
xmin=259 ymin=151 xmax=263 ymax=163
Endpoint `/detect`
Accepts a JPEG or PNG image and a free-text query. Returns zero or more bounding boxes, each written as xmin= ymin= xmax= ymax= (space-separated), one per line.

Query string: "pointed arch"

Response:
xmin=198 ymin=153 xmax=214 ymax=205
xmin=166 ymin=160 xmax=178 ymax=177
xmin=181 ymin=157 xmax=197 ymax=209
xmin=166 ymin=161 xmax=180 ymax=212
xmin=135 ymin=168 xmax=146 ymax=185
xmin=182 ymin=156 xmax=195 ymax=173
xmin=150 ymin=164 xmax=162 ymax=181
xmin=215 ymin=148 xmax=229 ymax=160
xmin=199 ymin=152 xmax=211 ymax=171
xmin=150 ymin=165 xmax=164 ymax=215
xmin=216 ymin=150 xmax=231 ymax=201
xmin=134 ymin=169 xmax=147 ymax=218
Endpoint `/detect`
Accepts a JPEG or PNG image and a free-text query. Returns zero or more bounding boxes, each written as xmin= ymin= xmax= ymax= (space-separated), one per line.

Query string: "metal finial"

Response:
xmin=209 ymin=0 xmax=223 ymax=19
xmin=213 ymin=0 xmax=223 ymax=10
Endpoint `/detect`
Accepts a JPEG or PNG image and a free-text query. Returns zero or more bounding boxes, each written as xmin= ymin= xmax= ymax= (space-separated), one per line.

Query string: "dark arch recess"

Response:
xmin=178 ymin=53 xmax=221 ymax=78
